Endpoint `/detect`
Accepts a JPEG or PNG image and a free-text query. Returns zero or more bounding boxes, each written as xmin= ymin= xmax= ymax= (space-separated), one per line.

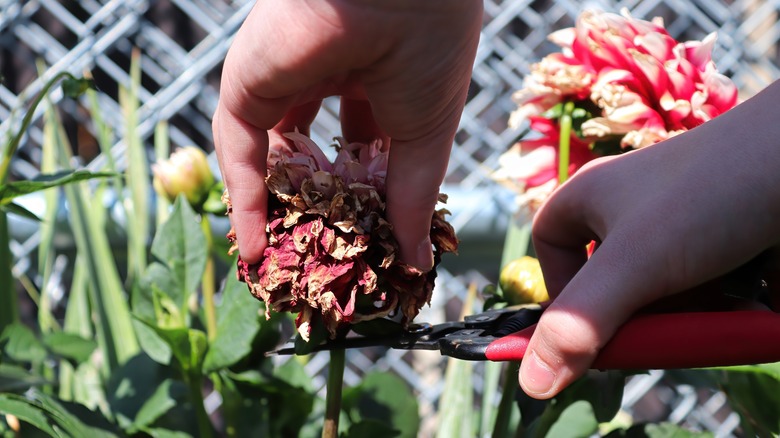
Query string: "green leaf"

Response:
xmin=712 ymin=364 xmax=780 ymax=435
xmin=0 ymin=323 xmax=47 ymax=363
xmin=106 ymin=353 xmax=175 ymax=430
xmin=543 ymin=400 xmax=598 ymax=438
xmin=0 ymin=391 xmax=119 ymax=438
xmin=136 ymin=320 xmax=208 ymax=375
xmin=2 ymin=202 xmax=41 ymax=221
xmin=41 ymin=332 xmax=97 ymax=364
xmin=526 ymin=371 xmax=625 ymax=437
xmin=604 ymin=423 xmax=714 ymax=438
xmin=344 ymin=419 xmax=400 ymax=438
xmin=151 ymin=196 xmax=208 ymax=306
xmin=0 ymin=170 xmax=115 ymax=204
xmin=343 ymin=372 xmax=419 ymax=438
xmin=0 ymin=364 xmax=49 ymax=392
xmin=201 ymin=182 xmax=227 ymax=215
xmin=49 ymin=102 xmax=139 ymax=374
xmin=142 ymin=428 xmax=194 ymax=438
xmin=121 ymin=49 xmax=150 ymax=283
xmin=61 ymin=77 xmax=95 ymax=98
xmin=0 ymin=394 xmax=57 ymax=436
xmin=131 ymin=379 xmax=188 ymax=432
xmin=0 ymin=213 xmax=18 ymax=333
xmin=202 ymin=270 xmax=263 ymax=373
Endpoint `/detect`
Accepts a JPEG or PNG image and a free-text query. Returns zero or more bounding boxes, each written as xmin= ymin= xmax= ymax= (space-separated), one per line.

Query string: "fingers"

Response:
xmin=213 ymin=100 xmax=272 ymax=264
xmin=519 ymin=234 xmax=663 ymax=398
xmin=340 ymin=98 xmax=389 ymax=146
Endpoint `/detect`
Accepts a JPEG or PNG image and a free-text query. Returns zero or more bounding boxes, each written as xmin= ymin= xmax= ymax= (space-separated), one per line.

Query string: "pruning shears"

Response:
xmin=267 ymin=304 xmax=780 ymax=370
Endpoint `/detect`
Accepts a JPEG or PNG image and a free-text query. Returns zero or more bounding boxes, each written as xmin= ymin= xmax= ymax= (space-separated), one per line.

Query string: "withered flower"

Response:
xmin=226 ymin=131 xmax=458 ymax=341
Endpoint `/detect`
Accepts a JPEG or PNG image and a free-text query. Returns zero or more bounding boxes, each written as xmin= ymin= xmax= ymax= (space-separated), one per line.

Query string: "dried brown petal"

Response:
xmin=228 ymin=133 xmax=459 ymax=340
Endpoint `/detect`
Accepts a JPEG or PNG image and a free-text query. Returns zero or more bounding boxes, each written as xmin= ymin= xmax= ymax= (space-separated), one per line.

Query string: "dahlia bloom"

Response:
xmin=226 ymin=132 xmax=458 ymax=341
xmin=499 ymin=9 xmax=738 ymax=214
xmin=511 ymin=8 xmax=738 ymax=149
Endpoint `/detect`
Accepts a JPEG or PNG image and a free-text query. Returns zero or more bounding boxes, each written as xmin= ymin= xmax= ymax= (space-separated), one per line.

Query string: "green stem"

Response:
xmin=557 ymin=101 xmax=575 ymax=185
xmin=0 ymin=212 xmax=18 ymax=332
xmin=0 ymin=71 xmax=77 ymax=184
xmin=200 ymin=215 xmax=217 ymax=340
xmin=155 ymin=121 xmax=171 ymax=226
xmin=322 ymin=348 xmax=346 ymax=438
xmin=187 ymin=373 xmax=214 ymax=438
xmin=492 ymin=362 xmax=520 ymax=438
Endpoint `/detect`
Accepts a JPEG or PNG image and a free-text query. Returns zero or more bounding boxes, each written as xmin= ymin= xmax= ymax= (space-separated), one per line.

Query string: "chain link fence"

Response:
xmin=2 ymin=0 xmax=779 ymax=436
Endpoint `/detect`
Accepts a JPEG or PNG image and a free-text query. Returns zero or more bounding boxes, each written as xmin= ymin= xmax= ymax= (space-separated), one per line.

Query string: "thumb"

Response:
xmin=518 ymin=238 xmax=664 ymax=399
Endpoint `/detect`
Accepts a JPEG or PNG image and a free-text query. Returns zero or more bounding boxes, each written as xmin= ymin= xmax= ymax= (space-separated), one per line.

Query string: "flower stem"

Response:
xmin=187 ymin=373 xmax=214 ymax=438
xmin=558 ymin=101 xmax=575 ymax=184
xmin=492 ymin=362 xmax=520 ymax=438
xmin=200 ymin=215 xmax=217 ymax=341
xmin=322 ymin=348 xmax=346 ymax=438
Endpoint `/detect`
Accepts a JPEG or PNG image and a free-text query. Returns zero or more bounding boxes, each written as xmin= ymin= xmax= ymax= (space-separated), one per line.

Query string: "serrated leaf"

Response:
xmin=343 ymin=372 xmax=419 ymax=438
xmin=0 ymin=170 xmax=115 ymax=204
xmin=2 ymin=202 xmax=41 ymax=221
xmin=135 ymin=320 xmax=208 ymax=374
xmin=41 ymin=332 xmax=97 ymax=364
xmin=202 ymin=271 xmax=262 ymax=373
xmin=150 ymin=197 xmax=207 ymax=306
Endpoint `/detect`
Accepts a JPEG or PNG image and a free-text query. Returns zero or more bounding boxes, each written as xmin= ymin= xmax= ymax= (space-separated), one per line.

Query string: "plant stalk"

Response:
xmin=0 ymin=71 xmax=77 ymax=184
xmin=187 ymin=373 xmax=214 ymax=438
xmin=200 ymin=215 xmax=217 ymax=340
xmin=492 ymin=362 xmax=520 ymax=438
xmin=323 ymin=348 xmax=346 ymax=438
xmin=0 ymin=212 xmax=18 ymax=332
xmin=557 ymin=101 xmax=575 ymax=184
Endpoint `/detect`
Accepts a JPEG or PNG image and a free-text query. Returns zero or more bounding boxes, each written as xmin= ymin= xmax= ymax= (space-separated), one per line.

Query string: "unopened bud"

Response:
xmin=152 ymin=146 xmax=215 ymax=207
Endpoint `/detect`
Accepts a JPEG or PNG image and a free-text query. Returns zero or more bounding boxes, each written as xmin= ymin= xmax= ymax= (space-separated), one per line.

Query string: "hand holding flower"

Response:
xmin=212 ymin=0 xmax=482 ymax=270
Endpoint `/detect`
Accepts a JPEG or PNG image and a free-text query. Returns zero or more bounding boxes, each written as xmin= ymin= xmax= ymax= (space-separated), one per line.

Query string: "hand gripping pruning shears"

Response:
xmin=267 ymin=303 xmax=780 ymax=370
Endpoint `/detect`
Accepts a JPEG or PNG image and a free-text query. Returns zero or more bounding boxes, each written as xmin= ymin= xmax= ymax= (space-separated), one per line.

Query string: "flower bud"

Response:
xmin=499 ymin=256 xmax=549 ymax=305
xmin=152 ymin=146 xmax=215 ymax=207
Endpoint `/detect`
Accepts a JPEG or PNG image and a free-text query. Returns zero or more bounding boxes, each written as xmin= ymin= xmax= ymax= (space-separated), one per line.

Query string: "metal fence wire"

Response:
xmin=2 ymin=0 xmax=780 ymax=436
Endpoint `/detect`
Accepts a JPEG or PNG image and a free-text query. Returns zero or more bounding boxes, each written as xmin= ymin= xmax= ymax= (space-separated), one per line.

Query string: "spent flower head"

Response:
xmin=226 ymin=131 xmax=457 ymax=341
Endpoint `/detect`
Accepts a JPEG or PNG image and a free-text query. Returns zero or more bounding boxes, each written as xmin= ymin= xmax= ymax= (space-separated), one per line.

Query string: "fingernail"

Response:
xmin=521 ymin=351 xmax=556 ymax=396
xmin=416 ymin=236 xmax=434 ymax=271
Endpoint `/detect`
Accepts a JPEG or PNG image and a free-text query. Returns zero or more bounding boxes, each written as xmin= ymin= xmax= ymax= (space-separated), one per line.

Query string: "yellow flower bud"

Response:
xmin=499 ymin=256 xmax=549 ymax=305
xmin=152 ymin=146 xmax=215 ymax=206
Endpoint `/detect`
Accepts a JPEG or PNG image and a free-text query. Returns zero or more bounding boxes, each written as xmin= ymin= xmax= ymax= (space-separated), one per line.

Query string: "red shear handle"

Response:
xmin=484 ymin=310 xmax=780 ymax=369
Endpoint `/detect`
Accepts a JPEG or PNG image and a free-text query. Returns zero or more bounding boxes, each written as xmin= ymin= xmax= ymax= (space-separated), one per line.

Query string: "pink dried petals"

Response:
xmin=227 ymin=132 xmax=458 ymax=341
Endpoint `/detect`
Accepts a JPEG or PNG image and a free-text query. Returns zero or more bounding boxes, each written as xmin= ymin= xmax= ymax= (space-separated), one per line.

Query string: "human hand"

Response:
xmin=520 ymin=81 xmax=780 ymax=398
xmin=212 ymin=0 xmax=482 ymax=269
